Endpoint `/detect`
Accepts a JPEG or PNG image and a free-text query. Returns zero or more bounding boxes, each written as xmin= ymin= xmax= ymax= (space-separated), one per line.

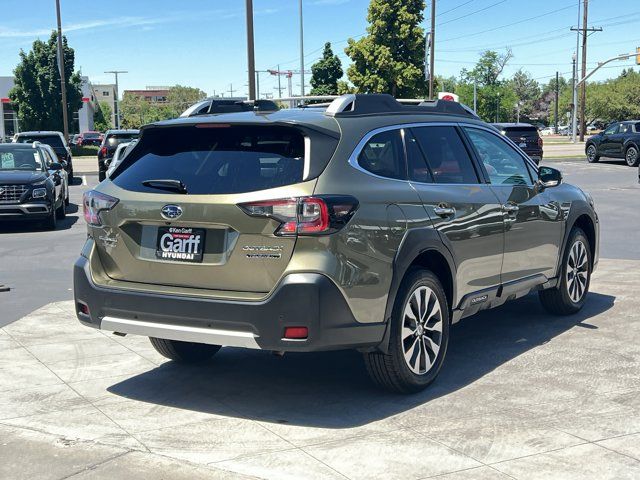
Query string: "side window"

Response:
xmin=619 ymin=124 xmax=630 ymax=134
xmin=411 ymin=126 xmax=479 ymax=184
xmin=357 ymin=129 xmax=405 ymax=180
xmin=604 ymin=123 xmax=619 ymax=135
xmin=404 ymin=129 xmax=433 ymax=183
xmin=464 ymin=127 xmax=533 ymax=186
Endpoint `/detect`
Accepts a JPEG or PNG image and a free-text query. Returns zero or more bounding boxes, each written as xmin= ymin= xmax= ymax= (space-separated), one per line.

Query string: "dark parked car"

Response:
xmin=180 ymin=98 xmax=279 ymax=117
xmin=493 ymin=123 xmax=544 ymax=164
xmin=13 ymin=131 xmax=73 ymax=179
xmin=75 ymin=94 xmax=598 ymax=393
xmin=97 ymin=129 xmax=139 ymax=181
xmin=77 ymin=131 xmax=102 ymax=147
xmin=585 ymin=120 xmax=640 ymax=167
xmin=0 ymin=142 xmax=67 ymax=229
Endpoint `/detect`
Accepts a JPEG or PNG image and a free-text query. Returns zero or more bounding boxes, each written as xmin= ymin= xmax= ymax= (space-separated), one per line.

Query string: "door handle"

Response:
xmin=434 ymin=205 xmax=455 ymax=218
xmin=502 ymin=203 xmax=519 ymax=214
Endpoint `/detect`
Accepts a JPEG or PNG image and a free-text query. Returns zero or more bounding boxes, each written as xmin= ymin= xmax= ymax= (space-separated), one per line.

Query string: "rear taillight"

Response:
xmin=83 ymin=190 xmax=119 ymax=227
xmin=239 ymin=196 xmax=358 ymax=236
xmin=100 ymin=146 xmax=107 ymax=157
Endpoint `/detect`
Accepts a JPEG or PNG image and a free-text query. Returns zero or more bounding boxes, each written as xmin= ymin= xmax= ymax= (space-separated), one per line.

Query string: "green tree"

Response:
xmin=310 ymin=42 xmax=344 ymax=95
xmin=9 ymin=32 xmax=83 ymax=133
xmin=345 ymin=0 xmax=426 ymax=97
xmin=456 ymin=50 xmax=515 ymax=122
xmin=93 ymin=101 xmax=112 ymax=131
xmin=507 ymin=70 xmax=540 ymax=119
xmin=166 ymin=85 xmax=207 ymax=116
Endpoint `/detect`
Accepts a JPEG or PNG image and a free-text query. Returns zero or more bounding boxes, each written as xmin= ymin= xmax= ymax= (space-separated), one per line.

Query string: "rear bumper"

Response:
xmin=73 ymin=255 xmax=385 ymax=352
xmin=0 ymin=202 xmax=51 ymax=219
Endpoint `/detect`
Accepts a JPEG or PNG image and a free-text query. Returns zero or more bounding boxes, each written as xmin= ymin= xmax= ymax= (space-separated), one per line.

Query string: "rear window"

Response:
xmin=107 ymin=133 xmax=138 ymax=146
xmin=84 ymin=133 xmax=100 ymax=139
xmin=112 ymin=125 xmax=306 ymax=194
xmin=502 ymin=127 xmax=538 ymax=137
xmin=16 ymin=135 xmax=64 ymax=149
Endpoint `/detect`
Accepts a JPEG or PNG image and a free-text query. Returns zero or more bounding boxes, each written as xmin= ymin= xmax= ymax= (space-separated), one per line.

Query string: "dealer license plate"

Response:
xmin=155 ymin=227 xmax=205 ymax=263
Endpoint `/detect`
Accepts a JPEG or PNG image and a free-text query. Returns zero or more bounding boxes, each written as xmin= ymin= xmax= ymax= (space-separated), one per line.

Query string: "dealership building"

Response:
xmin=0 ymin=76 xmax=96 ymax=141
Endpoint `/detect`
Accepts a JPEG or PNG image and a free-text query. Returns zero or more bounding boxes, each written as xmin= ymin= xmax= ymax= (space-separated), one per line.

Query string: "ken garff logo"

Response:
xmin=161 ymin=204 xmax=183 ymax=220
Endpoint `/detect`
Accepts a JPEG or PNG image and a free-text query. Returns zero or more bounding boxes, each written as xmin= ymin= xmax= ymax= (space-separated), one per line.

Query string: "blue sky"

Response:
xmin=1 ymin=0 xmax=639 ymax=97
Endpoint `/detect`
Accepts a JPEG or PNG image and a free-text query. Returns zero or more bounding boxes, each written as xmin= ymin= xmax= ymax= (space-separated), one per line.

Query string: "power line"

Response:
xmin=440 ymin=2 xmax=578 ymax=42
xmin=438 ymin=0 xmax=507 ymax=27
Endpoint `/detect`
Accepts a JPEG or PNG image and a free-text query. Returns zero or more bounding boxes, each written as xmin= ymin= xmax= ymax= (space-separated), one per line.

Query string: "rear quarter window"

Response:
xmin=112 ymin=125 xmax=309 ymax=194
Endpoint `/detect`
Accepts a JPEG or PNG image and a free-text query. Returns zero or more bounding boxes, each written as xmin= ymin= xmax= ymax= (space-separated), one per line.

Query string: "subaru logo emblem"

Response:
xmin=161 ymin=204 xmax=182 ymax=220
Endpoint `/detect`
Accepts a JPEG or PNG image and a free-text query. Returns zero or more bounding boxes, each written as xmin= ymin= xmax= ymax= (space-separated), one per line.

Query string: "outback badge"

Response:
xmin=161 ymin=204 xmax=183 ymax=220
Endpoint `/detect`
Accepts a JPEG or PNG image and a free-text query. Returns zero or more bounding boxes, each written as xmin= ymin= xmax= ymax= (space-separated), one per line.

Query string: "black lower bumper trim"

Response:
xmin=73 ymin=256 xmax=385 ymax=352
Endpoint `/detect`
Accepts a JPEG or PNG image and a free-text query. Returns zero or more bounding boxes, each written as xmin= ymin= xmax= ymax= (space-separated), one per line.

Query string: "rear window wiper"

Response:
xmin=142 ymin=179 xmax=188 ymax=194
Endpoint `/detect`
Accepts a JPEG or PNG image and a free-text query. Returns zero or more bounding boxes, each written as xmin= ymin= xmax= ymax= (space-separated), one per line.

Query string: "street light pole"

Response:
xmin=55 ymin=0 xmax=69 ymax=142
xmin=246 ymin=0 xmax=256 ymax=100
xmin=299 ymin=0 xmax=305 ymax=97
xmin=104 ymin=71 xmax=127 ymax=129
xmin=428 ymin=0 xmax=436 ymax=100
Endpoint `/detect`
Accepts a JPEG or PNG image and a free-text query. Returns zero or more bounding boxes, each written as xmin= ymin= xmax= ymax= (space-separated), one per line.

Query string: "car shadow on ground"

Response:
xmin=0 ymin=204 xmax=79 ymax=233
xmin=107 ymin=291 xmax=614 ymax=428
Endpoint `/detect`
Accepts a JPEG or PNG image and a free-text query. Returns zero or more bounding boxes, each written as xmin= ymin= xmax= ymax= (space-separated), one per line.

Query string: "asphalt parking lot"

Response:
xmin=1 ymin=157 xmax=639 ymax=479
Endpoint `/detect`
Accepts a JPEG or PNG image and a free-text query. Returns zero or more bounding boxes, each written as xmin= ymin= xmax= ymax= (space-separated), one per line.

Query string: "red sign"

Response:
xmin=441 ymin=95 xmax=455 ymax=102
xmin=82 ymin=97 xmax=90 ymax=102
xmin=0 ymin=98 xmax=10 ymax=103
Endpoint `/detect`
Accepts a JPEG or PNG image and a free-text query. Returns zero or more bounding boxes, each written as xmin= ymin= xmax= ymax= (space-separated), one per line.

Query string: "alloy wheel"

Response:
xmin=566 ymin=240 xmax=589 ymax=303
xmin=587 ymin=146 xmax=596 ymax=162
xmin=626 ymin=147 xmax=638 ymax=167
xmin=401 ymin=286 xmax=443 ymax=375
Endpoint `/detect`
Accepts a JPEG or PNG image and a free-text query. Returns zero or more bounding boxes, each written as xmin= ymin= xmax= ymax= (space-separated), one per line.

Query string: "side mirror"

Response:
xmin=49 ymin=162 xmax=63 ymax=171
xmin=539 ymin=166 xmax=562 ymax=188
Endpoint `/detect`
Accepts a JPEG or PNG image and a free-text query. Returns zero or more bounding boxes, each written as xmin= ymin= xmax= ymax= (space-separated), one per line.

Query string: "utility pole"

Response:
xmin=570 ymin=0 xmax=581 ymax=143
xmin=246 ymin=0 xmax=256 ymax=100
xmin=428 ymin=0 xmax=436 ymax=100
xmin=228 ymin=83 xmax=236 ymax=97
xmin=571 ymin=52 xmax=578 ymax=140
xmin=256 ymin=71 xmax=260 ymax=99
xmin=554 ymin=71 xmax=559 ymax=134
xmin=55 ymin=0 xmax=69 ymax=141
xmin=299 ymin=0 xmax=305 ymax=97
xmin=277 ymin=64 xmax=283 ymax=98
xmin=573 ymin=0 xmax=601 ymax=141
xmin=495 ymin=92 xmax=500 ymax=123
xmin=104 ymin=71 xmax=127 ymax=129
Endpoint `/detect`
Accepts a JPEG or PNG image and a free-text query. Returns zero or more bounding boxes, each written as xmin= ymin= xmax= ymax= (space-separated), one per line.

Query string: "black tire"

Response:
xmin=539 ymin=227 xmax=591 ymax=315
xmin=149 ymin=337 xmax=221 ymax=363
xmin=586 ymin=144 xmax=599 ymax=163
xmin=364 ymin=269 xmax=450 ymax=394
xmin=625 ymin=145 xmax=639 ymax=167
xmin=98 ymin=170 xmax=106 ymax=182
xmin=65 ymin=189 xmax=70 ymax=206
xmin=44 ymin=204 xmax=57 ymax=230
xmin=56 ymin=194 xmax=66 ymax=219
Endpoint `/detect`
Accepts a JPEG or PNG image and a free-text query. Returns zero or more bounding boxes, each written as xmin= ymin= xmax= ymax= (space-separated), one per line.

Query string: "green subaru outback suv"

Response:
xmin=74 ymin=94 xmax=599 ymax=393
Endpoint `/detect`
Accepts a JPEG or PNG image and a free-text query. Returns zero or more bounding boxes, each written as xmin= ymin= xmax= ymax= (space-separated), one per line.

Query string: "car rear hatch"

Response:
xmin=88 ymin=121 xmax=339 ymax=294
xmin=503 ymin=126 xmax=541 ymax=151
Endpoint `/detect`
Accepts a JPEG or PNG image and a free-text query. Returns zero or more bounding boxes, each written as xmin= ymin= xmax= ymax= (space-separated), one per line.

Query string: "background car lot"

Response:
xmin=1 ymin=155 xmax=639 ymax=479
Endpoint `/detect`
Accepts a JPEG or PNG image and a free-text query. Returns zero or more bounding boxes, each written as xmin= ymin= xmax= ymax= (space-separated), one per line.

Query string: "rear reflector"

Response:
xmin=284 ymin=327 xmax=308 ymax=339
xmin=77 ymin=302 xmax=90 ymax=315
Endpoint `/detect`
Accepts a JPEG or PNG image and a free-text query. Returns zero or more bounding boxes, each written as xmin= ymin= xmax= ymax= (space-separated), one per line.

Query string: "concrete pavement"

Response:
xmin=1 ymin=257 xmax=640 ymax=479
